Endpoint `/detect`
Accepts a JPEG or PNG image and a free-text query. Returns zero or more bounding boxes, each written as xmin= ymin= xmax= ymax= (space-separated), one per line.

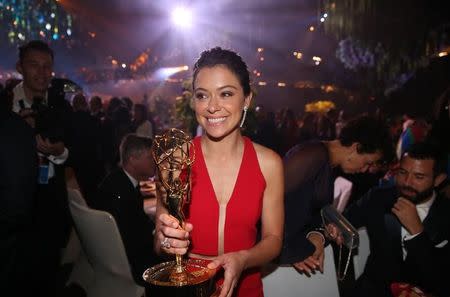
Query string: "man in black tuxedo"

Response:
xmin=0 ymin=100 xmax=37 ymax=295
xmin=344 ymin=142 xmax=449 ymax=297
xmin=93 ymin=134 xmax=160 ymax=286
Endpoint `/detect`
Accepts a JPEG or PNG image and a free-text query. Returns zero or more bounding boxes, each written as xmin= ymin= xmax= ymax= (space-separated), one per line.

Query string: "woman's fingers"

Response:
xmin=293 ymin=255 xmax=323 ymax=275
xmin=218 ymin=272 xmax=233 ymax=297
xmin=158 ymin=233 xmax=190 ymax=248
xmin=157 ymin=213 xmax=192 ymax=255
xmin=294 ymin=263 xmax=311 ymax=276
xmin=294 ymin=262 xmax=311 ymax=274
xmin=182 ymin=222 xmax=194 ymax=232
xmin=160 ymin=224 xmax=189 ymax=239
xmin=317 ymin=251 xmax=324 ymax=273
xmin=304 ymin=257 xmax=318 ymax=269
xmin=218 ymin=283 xmax=230 ymax=297
xmin=158 ymin=213 xmax=180 ymax=228
xmin=157 ymin=231 xmax=190 ymax=255
xmin=226 ymin=281 xmax=236 ymax=297
xmin=207 ymin=257 xmax=223 ymax=270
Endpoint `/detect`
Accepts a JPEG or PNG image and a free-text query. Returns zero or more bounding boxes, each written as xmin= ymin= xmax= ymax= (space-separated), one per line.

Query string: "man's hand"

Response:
xmin=392 ymin=197 xmax=424 ymax=235
xmin=293 ymin=233 xmax=324 ymax=275
xmin=139 ymin=180 xmax=157 ymax=198
xmin=36 ymin=134 xmax=65 ymax=156
xmin=19 ymin=108 xmax=34 ymax=119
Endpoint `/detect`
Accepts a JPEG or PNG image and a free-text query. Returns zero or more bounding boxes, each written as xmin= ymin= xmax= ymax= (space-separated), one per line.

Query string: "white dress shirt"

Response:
xmin=12 ymin=82 xmax=69 ymax=180
xmin=123 ymin=169 xmax=139 ymax=188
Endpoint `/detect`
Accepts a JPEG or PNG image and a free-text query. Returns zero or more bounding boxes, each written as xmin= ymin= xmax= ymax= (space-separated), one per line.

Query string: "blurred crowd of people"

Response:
xmin=252 ymin=100 xmax=449 ymax=195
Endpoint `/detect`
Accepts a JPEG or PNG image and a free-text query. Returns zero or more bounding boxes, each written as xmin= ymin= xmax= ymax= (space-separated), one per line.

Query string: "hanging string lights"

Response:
xmin=0 ymin=0 xmax=74 ymax=45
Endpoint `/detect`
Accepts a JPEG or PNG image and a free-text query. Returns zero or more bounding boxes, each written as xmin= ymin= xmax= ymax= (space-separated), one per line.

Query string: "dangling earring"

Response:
xmin=240 ymin=106 xmax=248 ymax=128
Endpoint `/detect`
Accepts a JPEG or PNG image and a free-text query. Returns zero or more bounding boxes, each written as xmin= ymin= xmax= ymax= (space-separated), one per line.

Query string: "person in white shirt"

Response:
xmin=12 ymin=40 xmax=73 ymax=296
xmin=12 ymin=40 xmax=69 ymax=178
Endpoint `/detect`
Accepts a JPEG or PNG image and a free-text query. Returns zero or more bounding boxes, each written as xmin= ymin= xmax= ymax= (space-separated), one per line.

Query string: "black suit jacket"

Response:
xmin=0 ymin=110 xmax=37 ymax=293
xmin=67 ymin=110 xmax=104 ymax=203
xmin=345 ymin=186 xmax=450 ymax=297
xmin=93 ymin=169 xmax=159 ymax=286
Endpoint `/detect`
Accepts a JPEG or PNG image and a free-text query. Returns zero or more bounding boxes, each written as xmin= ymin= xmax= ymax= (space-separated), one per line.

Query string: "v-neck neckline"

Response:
xmin=197 ymin=137 xmax=247 ymax=208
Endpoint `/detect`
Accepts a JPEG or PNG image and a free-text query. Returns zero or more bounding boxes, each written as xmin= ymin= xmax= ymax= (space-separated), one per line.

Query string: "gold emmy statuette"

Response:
xmin=143 ymin=128 xmax=217 ymax=297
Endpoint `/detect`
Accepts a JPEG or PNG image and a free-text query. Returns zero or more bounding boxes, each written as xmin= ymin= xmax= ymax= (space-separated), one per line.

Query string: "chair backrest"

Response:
xmin=62 ymin=189 xmax=87 ymax=265
xmin=68 ymin=196 xmax=134 ymax=281
xmin=262 ymin=245 xmax=340 ymax=297
xmin=353 ymin=227 xmax=370 ymax=280
xmin=333 ymin=176 xmax=353 ymax=213
xmin=68 ymin=188 xmax=88 ymax=207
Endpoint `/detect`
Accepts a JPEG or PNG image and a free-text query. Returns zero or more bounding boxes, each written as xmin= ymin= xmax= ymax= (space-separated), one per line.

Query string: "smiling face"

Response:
xmin=193 ymin=65 xmax=251 ymax=140
xmin=17 ymin=49 xmax=53 ymax=96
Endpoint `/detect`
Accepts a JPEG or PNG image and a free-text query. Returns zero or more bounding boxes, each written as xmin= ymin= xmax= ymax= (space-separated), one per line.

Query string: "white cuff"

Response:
xmin=403 ymin=232 xmax=422 ymax=242
xmin=48 ymin=147 xmax=69 ymax=164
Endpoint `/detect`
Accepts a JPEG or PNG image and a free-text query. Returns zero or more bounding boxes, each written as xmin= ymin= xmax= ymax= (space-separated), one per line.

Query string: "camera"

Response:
xmin=31 ymin=96 xmax=48 ymax=114
xmin=31 ymin=96 xmax=65 ymax=143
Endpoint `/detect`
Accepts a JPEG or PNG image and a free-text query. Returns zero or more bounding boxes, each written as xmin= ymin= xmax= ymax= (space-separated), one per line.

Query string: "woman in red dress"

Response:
xmin=154 ymin=47 xmax=284 ymax=297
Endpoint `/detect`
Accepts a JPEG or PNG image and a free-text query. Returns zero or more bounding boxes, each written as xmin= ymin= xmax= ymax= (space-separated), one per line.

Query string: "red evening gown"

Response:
xmin=185 ymin=136 xmax=266 ymax=297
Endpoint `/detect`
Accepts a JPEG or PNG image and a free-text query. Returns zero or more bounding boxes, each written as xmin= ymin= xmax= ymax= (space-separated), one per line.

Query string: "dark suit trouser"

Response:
xmin=31 ymin=178 xmax=71 ymax=296
xmin=0 ymin=233 xmax=36 ymax=297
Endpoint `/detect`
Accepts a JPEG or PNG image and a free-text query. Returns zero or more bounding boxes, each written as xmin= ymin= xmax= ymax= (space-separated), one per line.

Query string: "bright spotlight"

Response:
xmin=171 ymin=6 xmax=193 ymax=29
xmin=155 ymin=65 xmax=189 ymax=80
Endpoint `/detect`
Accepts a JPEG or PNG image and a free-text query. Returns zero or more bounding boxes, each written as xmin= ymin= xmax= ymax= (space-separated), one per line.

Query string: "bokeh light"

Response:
xmin=171 ymin=6 xmax=193 ymax=29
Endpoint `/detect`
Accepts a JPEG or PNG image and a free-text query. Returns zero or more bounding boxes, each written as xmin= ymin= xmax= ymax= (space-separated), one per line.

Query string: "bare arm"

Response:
xmin=240 ymin=145 xmax=284 ymax=268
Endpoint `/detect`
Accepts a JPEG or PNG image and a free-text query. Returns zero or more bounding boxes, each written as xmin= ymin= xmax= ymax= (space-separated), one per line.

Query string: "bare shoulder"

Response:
xmin=252 ymin=142 xmax=283 ymax=177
